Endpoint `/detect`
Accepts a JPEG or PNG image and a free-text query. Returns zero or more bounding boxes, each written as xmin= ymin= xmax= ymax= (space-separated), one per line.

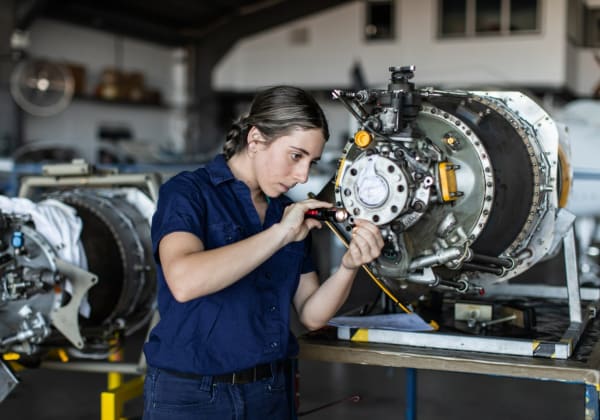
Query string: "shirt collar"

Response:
xmin=205 ymin=154 xmax=236 ymax=186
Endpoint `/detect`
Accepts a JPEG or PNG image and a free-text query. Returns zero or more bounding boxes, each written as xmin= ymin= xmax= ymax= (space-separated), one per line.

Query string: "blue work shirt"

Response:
xmin=143 ymin=154 xmax=315 ymax=375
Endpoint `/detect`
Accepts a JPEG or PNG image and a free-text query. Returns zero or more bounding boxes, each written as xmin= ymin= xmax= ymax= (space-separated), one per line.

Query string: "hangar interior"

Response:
xmin=1 ymin=1 xmax=600 ymax=419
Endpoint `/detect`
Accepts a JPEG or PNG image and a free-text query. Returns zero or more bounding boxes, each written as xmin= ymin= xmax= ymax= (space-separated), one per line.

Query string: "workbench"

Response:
xmin=297 ymin=325 xmax=600 ymax=420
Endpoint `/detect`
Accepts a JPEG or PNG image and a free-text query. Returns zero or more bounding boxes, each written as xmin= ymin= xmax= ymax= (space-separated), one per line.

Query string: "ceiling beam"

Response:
xmin=42 ymin=2 xmax=187 ymax=46
xmin=15 ymin=0 xmax=49 ymax=30
xmin=37 ymin=0 xmax=353 ymax=48
xmin=185 ymin=0 xmax=352 ymax=44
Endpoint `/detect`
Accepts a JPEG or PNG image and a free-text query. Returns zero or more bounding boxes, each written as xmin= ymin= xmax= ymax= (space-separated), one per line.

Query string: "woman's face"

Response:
xmin=251 ymin=127 xmax=325 ymax=197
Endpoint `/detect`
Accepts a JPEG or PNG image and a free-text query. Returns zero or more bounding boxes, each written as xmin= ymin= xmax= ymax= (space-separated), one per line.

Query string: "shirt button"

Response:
xmin=270 ymin=341 xmax=279 ymax=348
xmin=269 ymin=306 xmax=277 ymax=312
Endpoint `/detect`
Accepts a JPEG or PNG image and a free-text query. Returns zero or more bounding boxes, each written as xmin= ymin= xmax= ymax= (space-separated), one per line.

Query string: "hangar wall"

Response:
xmin=13 ymin=0 xmax=600 ymax=164
xmin=214 ymin=0 xmax=569 ymax=91
xmin=21 ymin=19 xmax=184 ymax=162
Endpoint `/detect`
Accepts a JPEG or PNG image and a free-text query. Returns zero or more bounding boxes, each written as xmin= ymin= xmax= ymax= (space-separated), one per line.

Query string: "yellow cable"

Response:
xmin=323 ymin=219 xmax=412 ymax=314
xmin=307 ymin=191 xmax=412 ymax=314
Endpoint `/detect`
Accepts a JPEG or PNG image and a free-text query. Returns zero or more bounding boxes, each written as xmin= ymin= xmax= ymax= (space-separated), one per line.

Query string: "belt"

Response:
xmin=165 ymin=361 xmax=281 ymax=384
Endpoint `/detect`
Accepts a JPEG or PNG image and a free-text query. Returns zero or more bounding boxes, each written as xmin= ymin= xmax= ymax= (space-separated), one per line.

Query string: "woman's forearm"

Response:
xmin=296 ymin=265 xmax=359 ymax=330
xmin=163 ymin=224 xmax=289 ymax=302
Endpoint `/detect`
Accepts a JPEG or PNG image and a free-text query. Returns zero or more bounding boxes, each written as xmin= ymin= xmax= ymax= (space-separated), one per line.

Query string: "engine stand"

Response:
xmin=336 ymin=226 xmax=599 ymax=359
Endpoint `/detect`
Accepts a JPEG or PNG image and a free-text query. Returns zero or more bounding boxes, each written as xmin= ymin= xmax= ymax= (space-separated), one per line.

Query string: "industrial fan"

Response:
xmin=9 ymin=58 xmax=74 ymax=117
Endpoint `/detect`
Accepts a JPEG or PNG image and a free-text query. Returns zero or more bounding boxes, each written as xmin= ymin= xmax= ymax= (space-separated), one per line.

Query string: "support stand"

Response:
xmin=337 ymin=226 xmax=599 ymax=359
xmin=39 ymin=311 xmax=158 ymax=419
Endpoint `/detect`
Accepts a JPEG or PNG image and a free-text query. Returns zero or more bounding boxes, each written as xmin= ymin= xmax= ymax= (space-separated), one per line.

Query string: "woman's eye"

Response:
xmin=291 ymin=153 xmax=302 ymax=161
xmin=310 ymin=161 xmax=318 ymax=167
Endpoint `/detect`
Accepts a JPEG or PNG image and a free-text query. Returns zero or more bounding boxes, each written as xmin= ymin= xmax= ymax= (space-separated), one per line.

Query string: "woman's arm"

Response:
xmin=159 ymin=198 xmax=332 ymax=302
xmin=159 ymin=228 xmax=287 ymax=302
xmin=293 ymin=219 xmax=384 ymax=330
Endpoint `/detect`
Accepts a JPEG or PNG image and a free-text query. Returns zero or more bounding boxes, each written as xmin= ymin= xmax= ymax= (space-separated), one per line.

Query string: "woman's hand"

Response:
xmin=341 ymin=219 xmax=384 ymax=270
xmin=278 ymin=198 xmax=332 ymax=244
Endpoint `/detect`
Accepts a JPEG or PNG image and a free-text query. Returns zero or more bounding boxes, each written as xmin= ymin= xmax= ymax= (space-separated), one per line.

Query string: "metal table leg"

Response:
xmin=585 ymin=384 xmax=599 ymax=420
xmin=406 ymin=368 xmax=417 ymax=420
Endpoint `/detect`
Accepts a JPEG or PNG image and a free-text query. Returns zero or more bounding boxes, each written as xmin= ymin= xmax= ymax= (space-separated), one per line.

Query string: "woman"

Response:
xmin=143 ymin=85 xmax=384 ymax=419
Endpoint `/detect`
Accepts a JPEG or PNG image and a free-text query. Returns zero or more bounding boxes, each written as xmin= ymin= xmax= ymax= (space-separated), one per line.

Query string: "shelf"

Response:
xmin=73 ymin=94 xmax=168 ymax=109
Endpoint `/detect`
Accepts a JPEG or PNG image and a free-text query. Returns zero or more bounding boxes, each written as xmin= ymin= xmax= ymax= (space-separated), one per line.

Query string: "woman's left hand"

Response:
xmin=341 ymin=219 xmax=384 ymax=270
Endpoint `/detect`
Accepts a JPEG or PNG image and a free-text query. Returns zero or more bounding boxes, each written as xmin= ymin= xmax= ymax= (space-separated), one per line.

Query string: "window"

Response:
xmin=441 ymin=0 xmax=467 ymax=35
xmin=569 ymin=0 xmax=600 ymax=47
xmin=476 ymin=0 xmax=501 ymax=34
xmin=585 ymin=9 xmax=600 ymax=47
xmin=567 ymin=0 xmax=583 ymax=45
xmin=510 ymin=0 xmax=538 ymax=32
xmin=365 ymin=0 xmax=395 ymax=41
xmin=439 ymin=0 xmax=540 ymax=38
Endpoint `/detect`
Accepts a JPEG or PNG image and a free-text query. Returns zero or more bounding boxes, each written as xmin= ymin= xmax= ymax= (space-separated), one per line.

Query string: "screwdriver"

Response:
xmin=304 ymin=208 xmax=350 ymax=223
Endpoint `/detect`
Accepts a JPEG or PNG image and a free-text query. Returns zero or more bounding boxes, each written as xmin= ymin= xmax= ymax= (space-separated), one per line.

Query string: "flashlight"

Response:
xmin=304 ymin=208 xmax=349 ymax=223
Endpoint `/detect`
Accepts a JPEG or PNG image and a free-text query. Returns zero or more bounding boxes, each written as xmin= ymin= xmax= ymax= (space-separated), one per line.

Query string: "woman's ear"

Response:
xmin=247 ymin=126 xmax=267 ymax=156
xmin=247 ymin=126 xmax=261 ymax=146
xmin=246 ymin=126 xmax=260 ymax=156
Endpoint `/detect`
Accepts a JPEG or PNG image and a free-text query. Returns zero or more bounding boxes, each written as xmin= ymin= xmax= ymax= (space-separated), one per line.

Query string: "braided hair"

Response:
xmin=223 ymin=86 xmax=329 ymax=160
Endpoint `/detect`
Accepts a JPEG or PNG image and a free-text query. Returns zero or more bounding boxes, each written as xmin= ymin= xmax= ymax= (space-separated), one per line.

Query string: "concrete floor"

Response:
xmin=298 ymin=360 xmax=583 ymax=420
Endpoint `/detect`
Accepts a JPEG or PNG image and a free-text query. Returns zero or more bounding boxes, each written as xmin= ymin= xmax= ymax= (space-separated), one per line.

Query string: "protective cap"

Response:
xmin=354 ymin=130 xmax=373 ymax=148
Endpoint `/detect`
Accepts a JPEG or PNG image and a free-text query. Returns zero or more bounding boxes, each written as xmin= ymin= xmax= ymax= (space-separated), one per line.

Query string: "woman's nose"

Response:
xmin=294 ymin=163 xmax=310 ymax=184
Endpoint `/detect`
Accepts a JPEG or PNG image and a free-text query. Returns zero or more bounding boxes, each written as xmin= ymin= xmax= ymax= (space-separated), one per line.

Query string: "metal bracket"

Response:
xmin=0 ymin=359 xmax=18 ymax=403
xmin=50 ymin=259 xmax=98 ymax=349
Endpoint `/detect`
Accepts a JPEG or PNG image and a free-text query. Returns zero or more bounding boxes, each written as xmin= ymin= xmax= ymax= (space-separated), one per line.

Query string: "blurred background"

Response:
xmin=1 ymin=1 xmax=600 ymax=419
xmin=0 ymin=0 xmax=599 ymax=210
xmin=0 ymin=1 xmax=599 ymax=181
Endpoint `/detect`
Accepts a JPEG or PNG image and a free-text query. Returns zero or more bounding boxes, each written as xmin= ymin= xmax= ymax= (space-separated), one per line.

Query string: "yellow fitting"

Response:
xmin=438 ymin=161 xmax=458 ymax=202
xmin=2 ymin=353 xmax=20 ymax=361
xmin=57 ymin=348 xmax=69 ymax=363
xmin=557 ymin=145 xmax=571 ymax=208
xmin=354 ymin=130 xmax=372 ymax=148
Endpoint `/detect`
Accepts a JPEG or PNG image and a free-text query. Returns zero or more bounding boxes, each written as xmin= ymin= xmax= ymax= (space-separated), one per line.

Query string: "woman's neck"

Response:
xmin=227 ymin=153 xmax=265 ymax=205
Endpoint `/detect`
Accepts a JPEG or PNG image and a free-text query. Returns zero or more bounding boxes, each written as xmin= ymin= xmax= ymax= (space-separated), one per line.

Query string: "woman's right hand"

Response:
xmin=340 ymin=219 xmax=384 ymax=270
xmin=277 ymin=198 xmax=332 ymax=244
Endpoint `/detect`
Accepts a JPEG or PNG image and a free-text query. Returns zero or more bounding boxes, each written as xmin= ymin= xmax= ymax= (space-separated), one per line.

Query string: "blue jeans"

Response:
xmin=143 ymin=364 xmax=296 ymax=420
